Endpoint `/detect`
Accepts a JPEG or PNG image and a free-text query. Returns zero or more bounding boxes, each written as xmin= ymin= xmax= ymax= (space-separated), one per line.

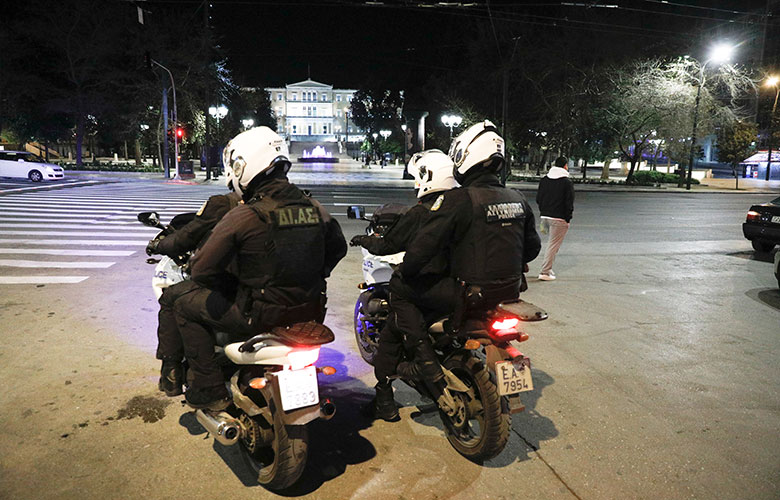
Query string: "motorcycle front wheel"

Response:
xmin=353 ymin=298 xmax=379 ymax=365
xmin=441 ymin=353 xmax=510 ymax=463
xmin=238 ymin=408 xmax=309 ymax=490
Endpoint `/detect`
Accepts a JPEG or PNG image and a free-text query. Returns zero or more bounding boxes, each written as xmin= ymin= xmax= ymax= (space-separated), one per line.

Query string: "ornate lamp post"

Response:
xmin=401 ymin=123 xmax=408 ymax=163
xmin=441 ymin=114 xmax=462 ymax=139
xmin=685 ymin=43 xmax=735 ymax=190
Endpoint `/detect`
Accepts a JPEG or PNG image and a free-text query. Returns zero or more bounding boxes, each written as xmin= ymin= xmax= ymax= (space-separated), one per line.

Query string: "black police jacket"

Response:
xmin=156 ymin=192 xmax=242 ymax=258
xmin=400 ymin=172 xmax=541 ymax=287
xmin=189 ymin=177 xmax=347 ymax=319
xmin=359 ymin=192 xmax=449 ymax=277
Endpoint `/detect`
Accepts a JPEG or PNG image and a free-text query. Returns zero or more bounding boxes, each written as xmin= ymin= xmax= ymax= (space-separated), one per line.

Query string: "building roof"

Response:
xmin=286 ymin=79 xmax=332 ymax=89
xmin=741 ymin=151 xmax=780 ymax=163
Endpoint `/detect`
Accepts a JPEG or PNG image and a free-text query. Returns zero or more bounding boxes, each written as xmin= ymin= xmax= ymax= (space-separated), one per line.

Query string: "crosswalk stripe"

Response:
xmin=0 ymin=223 xmax=159 ymax=231
xmin=0 ymin=239 xmax=147 ymax=246
xmin=0 ymin=231 xmax=154 ymax=237
xmin=0 ymin=248 xmax=135 ymax=256
xmin=0 ymin=276 xmax=88 ymax=284
xmin=0 ymin=259 xmax=115 ymax=268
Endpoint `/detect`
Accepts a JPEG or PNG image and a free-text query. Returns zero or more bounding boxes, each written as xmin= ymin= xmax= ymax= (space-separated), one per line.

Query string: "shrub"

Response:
xmin=630 ymin=170 xmax=699 ymax=185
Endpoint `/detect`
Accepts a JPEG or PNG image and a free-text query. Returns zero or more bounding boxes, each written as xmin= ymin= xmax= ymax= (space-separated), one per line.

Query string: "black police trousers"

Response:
xmin=373 ymin=273 xmax=458 ymax=383
xmin=160 ymin=281 xmax=255 ymax=389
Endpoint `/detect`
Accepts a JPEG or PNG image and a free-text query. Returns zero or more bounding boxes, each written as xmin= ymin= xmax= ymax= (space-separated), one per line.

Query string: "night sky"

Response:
xmin=203 ymin=0 xmax=775 ymax=89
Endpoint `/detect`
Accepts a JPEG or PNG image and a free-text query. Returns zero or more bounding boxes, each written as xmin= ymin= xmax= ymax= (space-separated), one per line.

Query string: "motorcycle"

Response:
xmin=138 ymin=211 xmax=338 ymax=490
xmin=348 ymin=204 xmax=548 ymax=462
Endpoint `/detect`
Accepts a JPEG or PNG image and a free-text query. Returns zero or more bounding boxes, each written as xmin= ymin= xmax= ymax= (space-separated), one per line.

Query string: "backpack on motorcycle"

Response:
xmin=368 ymin=203 xmax=409 ymax=236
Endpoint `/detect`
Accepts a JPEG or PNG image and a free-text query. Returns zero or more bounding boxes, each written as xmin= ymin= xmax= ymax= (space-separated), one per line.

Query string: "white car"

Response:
xmin=0 ymin=150 xmax=65 ymax=182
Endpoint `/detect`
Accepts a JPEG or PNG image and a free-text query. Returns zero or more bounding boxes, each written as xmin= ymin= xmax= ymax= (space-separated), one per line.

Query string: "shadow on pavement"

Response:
xmin=178 ymin=346 xmax=376 ymax=494
xmin=746 ymin=287 xmax=780 ymax=311
xmin=401 ymin=365 xmax=558 ymax=467
xmin=727 ymin=250 xmax=776 ymax=263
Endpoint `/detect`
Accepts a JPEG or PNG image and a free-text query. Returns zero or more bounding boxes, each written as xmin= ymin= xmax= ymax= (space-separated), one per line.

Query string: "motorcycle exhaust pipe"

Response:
xmin=319 ymin=398 xmax=336 ymax=420
xmin=195 ymin=409 xmax=241 ymax=446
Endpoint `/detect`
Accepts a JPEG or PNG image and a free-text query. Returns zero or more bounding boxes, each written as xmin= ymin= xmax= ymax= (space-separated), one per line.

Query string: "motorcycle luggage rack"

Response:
xmin=496 ymin=300 xmax=548 ymax=321
xmin=238 ymin=321 xmax=335 ymax=353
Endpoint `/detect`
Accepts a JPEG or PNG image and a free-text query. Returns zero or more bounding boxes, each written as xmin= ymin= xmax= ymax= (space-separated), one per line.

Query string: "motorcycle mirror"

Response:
xmin=137 ymin=211 xmax=164 ymax=229
xmin=346 ymin=205 xmax=366 ymax=220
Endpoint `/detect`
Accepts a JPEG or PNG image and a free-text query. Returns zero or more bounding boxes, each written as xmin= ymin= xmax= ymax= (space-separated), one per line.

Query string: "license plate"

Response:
xmin=276 ymin=365 xmax=319 ymax=411
xmin=772 ymin=215 xmax=780 ymax=224
xmin=496 ymin=358 xmax=533 ymax=395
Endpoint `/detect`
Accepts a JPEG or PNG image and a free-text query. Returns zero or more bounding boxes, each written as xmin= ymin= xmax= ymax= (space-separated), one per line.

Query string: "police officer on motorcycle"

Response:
xmin=387 ymin=121 xmax=541 ymax=413
xmin=149 ymin=188 xmax=242 ymax=397
xmin=350 ymin=150 xmax=459 ymax=421
xmin=172 ymin=127 xmax=347 ymax=409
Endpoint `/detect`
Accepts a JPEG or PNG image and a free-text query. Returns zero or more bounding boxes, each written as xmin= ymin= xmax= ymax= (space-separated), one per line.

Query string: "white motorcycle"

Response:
xmin=138 ymin=211 xmax=337 ymax=490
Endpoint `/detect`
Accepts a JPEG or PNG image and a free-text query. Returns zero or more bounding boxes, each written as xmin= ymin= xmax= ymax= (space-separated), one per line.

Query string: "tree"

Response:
xmin=349 ymin=88 xmax=404 ymax=135
xmin=717 ymin=121 xmax=757 ymax=190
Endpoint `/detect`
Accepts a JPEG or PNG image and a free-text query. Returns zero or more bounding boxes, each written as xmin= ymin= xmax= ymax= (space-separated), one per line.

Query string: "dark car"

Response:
xmin=743 ymin=196 xmax=780 ymax=252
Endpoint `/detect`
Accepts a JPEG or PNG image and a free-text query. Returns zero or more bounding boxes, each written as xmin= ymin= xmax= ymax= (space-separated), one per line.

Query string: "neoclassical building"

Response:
xmin=263 ymin=79 xmax=362 ymax=143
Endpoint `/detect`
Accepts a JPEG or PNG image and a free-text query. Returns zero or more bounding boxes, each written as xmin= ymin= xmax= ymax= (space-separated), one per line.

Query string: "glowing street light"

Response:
xmin=242 ymin=118 xmax=254 ymax=129
xmin=379 ymin=129 xmax=391 ymax=140
xmin=441 ymin=114 xmax=462 ymax=138
xmin=684 ymin=42 xmax=736 ymax=190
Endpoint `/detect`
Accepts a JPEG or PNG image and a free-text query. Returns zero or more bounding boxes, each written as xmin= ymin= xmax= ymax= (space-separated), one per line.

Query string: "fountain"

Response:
xmin=298 ymin=145 xmax=339 ymax=163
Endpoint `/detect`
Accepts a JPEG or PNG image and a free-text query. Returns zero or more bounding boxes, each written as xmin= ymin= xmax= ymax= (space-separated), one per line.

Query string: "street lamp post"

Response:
xmin=685 ymin=43 xmax=735 ymax=190
xmin=764 ymin=76 xmax=779 ymax=181
xmin=208 ymin=105 xmax=228 ymax=177
xmin=372 ymin=132 xmax=378 ymax=164
xmin=441 ymin=114 xmax=463 ymax=139
xmin=401 ymin=123 xmax=408 ymax=163
xmin=379 ymin=130 xmax=391 ymax=167
xmin=344 ymin=108 xmax=350 ymax=157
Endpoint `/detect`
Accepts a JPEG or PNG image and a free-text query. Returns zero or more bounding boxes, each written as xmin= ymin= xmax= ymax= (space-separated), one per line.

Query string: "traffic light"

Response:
xmin=176 ymin=128 xmax=184 ymax=139
xmin=166 ymin=127 xmax=173 ymax=141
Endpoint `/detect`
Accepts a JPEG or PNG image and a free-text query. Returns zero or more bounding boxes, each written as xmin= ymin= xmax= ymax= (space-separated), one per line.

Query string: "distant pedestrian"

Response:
xmin=536 ymin=156 xmax=574 ymax=281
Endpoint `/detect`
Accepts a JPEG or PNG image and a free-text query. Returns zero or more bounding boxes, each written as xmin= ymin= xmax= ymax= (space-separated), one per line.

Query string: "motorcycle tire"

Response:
xmin=353 ymin=298 xmax=379 ymax=365
xmin=238 ymin=401 xmax=309 ymax=490
xmin=440 ymin=352 xmax=510 ymax=463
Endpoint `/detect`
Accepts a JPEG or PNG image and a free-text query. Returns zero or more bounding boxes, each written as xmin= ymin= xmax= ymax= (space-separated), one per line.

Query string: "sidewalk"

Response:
xmin=64 ymin=159 xmax=780 ymax=194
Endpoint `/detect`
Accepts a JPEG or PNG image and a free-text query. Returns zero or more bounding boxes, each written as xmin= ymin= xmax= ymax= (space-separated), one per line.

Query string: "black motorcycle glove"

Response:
xmin=350 ymin=235 xmax=369 ymax=247
xmin=146 ymin=238 xmax=161 ymax=256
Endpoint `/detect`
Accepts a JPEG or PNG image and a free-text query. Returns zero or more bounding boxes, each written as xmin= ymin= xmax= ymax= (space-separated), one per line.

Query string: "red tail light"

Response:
xmin=287 ymin=347 xmax=320 ymax=370
xmin=746 ymin=210 xmax=761 ymax=222
xmin=491 ymin=317 xmax=520 ymax=331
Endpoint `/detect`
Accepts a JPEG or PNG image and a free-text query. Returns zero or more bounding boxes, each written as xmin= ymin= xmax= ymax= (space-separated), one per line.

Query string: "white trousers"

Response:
xmin=540 ymin=217 xmax=570 ymax=275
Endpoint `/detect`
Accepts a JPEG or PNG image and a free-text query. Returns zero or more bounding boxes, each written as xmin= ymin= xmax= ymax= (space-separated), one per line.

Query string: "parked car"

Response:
xmin=742 ymin=196 xmax=780 ymax=252
xmin=0 ymin=151 xmax=65 ymax=182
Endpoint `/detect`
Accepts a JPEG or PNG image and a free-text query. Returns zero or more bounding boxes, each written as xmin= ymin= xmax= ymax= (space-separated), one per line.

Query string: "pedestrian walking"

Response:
xmin=536 ymin=156 xmax=574 ymax=281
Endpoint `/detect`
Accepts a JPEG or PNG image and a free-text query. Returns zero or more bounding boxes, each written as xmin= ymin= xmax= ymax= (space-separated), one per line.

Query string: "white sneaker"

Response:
xmin=538 ymin=273 xmax=556 ymax=281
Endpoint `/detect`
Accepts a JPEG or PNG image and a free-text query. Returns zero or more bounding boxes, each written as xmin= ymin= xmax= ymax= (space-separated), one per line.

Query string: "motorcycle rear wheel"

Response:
xmin=441 ymin=353 xmax=510 ymax=463
xmin=353 ymin=299 xmax=379 ymax=365
xmin=239 ymin=410 xmax=309 ymax=490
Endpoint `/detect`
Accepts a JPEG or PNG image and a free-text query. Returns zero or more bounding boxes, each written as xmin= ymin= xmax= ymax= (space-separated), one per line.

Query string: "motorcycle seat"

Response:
xmin=238 ymin=321 xmax=335 ymax=353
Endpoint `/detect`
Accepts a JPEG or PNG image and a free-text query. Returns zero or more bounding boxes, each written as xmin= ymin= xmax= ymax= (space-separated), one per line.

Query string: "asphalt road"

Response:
xmin=0 ymin=180 xmax=778 ymax=500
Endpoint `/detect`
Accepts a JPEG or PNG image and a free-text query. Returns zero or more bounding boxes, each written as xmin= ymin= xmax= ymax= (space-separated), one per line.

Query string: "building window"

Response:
xmin=291 ymin=92 xmax=297 ymax=101
xmin=321 ymin=94 xmax=326 ymax=102
xmin=277 ymin=93 xmax=282 ymax=101
xmin=313 ymin=107 xmax=317 ymax=117
xmin=292 ymin=125 xmax=297 ymax=134
xmin=337 ymin=94 xmax=342 ymax=102
xmin=348 ymin=95 xmax=352 ymax=102
xmin=323 ymin=124 xmax=328 ymax=134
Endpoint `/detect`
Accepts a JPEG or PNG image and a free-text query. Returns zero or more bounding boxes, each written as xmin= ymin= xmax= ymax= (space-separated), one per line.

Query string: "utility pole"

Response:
xmin=162 ymin=82 xmax=170 ymax=178
xmin=203 ymin=1 xmax=212 ymax=180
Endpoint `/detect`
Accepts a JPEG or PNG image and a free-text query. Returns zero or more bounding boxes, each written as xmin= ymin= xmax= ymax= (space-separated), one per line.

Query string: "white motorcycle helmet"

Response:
xmin=407 ymin=149 xmax=458 ymax=199
xmin=448 ymin=120 xmax=505 ymax=183
xmin=223 ymin=127 xmax=290 ymax=197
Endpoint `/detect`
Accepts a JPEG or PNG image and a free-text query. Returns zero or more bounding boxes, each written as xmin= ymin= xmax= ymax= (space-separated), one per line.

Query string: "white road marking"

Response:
xmin=0 ymin=181 xmax=99 ymax=193
xmin=0 ymin=259 xmax=115 ymax=268
xmin=0 ymin=239 xmax=147 ymax=246
xmin=0 ymin=231 xmax=154 ymax=237
xmin=0 ymin=224 xmax=158 ymax=231
xmin=0 ymin=248 xmax=135 ymax=256
xmin=0 ymin=276 xmax=88 ymax=284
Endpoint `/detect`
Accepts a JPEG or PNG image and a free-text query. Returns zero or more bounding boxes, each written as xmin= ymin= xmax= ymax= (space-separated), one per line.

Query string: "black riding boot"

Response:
xmin=158 ymin=360 xmax=184 ymax=397
xmin=364 ymin=381 xmax=400 ymax=422
xmin=396 ymin=342 xmax=444 ymax=383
